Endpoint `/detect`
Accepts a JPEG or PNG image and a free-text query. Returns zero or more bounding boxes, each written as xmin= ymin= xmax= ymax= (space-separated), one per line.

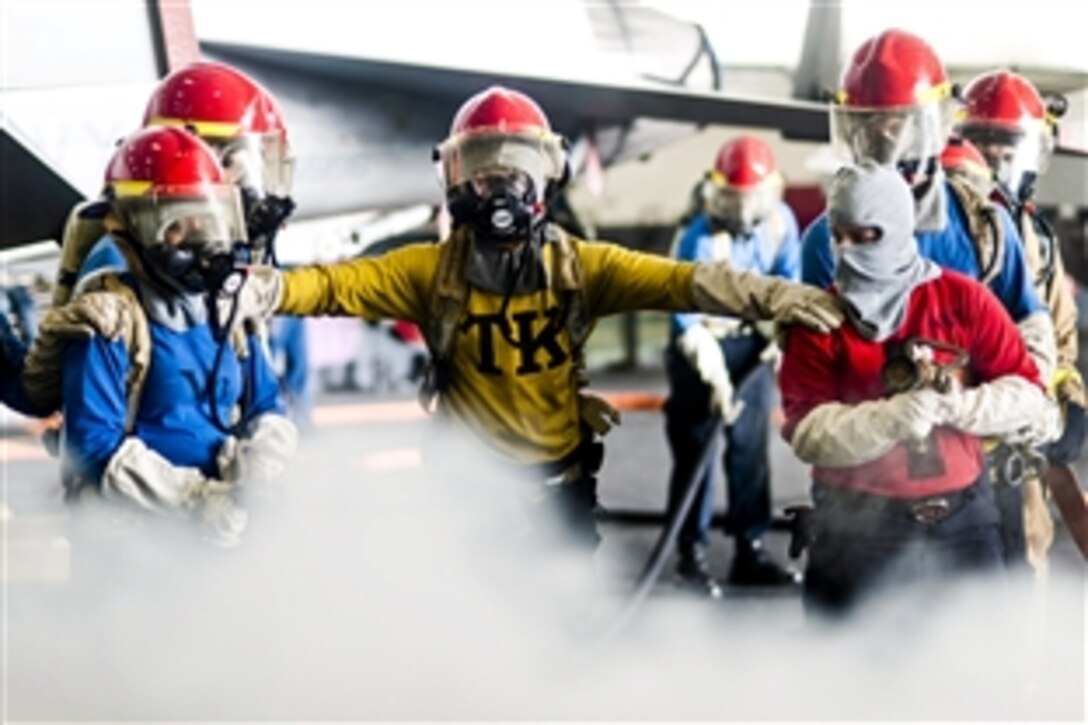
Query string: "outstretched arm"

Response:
xmin=279 ymin=243 xmax=433 ymax=322
xmin=582 ymin=240 xmax=842 ymax=331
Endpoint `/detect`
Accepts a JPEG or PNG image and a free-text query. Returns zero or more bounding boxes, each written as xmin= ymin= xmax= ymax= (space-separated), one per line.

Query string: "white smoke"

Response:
xmin=4 ymin=424 xmax=1085 ymax=722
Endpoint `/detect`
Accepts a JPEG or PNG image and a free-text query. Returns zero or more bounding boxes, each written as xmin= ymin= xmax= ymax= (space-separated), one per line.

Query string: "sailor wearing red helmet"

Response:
xmin=799 ymin=29 xmax=1058 ymax=567
xmin=5 ymin=62 xmax=312 ymax=436
xmin=55 ymin=127 xmax=295 ymax=546
xmin=664 ymin=135 xmax=803 ymax=596
xmin=234 ymin=86 xmax=841 ymax=556
xmin=957 ymin=70 xmax=1086 ymax=569
xmin=782 ymin=161 xmax=1058 ymax=617
xmin=143 ymin=61 xmax=296 ymax=266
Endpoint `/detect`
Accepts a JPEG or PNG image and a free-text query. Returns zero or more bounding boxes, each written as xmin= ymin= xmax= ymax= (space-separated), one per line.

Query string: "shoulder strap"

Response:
xmin=945 ymin=174 xmax=1005 ymax=286
xmin=1025 ymin=210 xmax=1058 ymax=295
xmin=53 ymin=202 xmax=124 ymax=308
xmin=24 ymin=271 xmax=151 ymax=432
xmin=424 ymin=227 xmax=473 ymax=360
xmin=418 ymin=228 xmax=472 ymax=411
xmin=545 ymin=225 xmax=592 ymax=387
xmin=96 ymin=276 xmax=152 ymax=434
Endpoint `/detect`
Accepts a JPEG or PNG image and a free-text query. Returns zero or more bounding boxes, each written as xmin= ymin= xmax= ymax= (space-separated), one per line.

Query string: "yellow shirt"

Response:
xmin=280 ymin=237 xmax=695 ymax=464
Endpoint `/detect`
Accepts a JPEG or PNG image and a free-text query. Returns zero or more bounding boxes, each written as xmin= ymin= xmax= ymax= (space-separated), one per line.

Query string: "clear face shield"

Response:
xmin=117 ymin=183 xmax=248 ymax=293
xmin=213 ymin=131 xmax=295 ymax=199
xmin=831 ymin=98 xmax=956 ymax=183
xmin=702 ymin=174 xmax=781 ymax=237
xmin=208 ymin=132 xmax=296 ymax=262
xmin=439 ymin=131 xmax=564 ymax=198
xmin=958 ymin=121 xmax=1054 ymax=203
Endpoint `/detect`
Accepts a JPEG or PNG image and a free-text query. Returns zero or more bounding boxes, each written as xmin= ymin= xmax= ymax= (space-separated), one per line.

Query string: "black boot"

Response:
xmin=728 ymin=537 xmax=802 ymax=587
xmin=676 ymin=544 xmax=723 ymax=599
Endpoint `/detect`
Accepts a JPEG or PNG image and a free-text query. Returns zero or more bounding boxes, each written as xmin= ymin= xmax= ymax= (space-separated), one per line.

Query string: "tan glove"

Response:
xmin=693 ymin=263 xmax=843 ymax=333
xmin=579 ymin=392 xmax=622 ymax=436
xmin=229 ymin=266 xmax=284 ymax=325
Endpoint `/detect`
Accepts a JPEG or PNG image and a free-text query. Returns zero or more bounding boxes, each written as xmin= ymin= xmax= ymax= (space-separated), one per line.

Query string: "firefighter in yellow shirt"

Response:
xmin=236 ymin=86 xmax=841 ymax=553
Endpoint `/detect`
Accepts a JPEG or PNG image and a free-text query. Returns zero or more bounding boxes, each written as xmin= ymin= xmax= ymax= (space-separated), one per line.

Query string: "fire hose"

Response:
xmin=593 ymin=360 xmax=770 ymax=644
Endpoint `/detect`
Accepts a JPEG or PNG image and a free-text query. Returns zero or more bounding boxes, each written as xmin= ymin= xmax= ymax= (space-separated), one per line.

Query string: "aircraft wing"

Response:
xmin=1 ymin=128 xmax=84 ymax=253
xmin=204 ymin=41 xmax=831 ymax=141
xmin=201 ymin=41 xmax=832 ymax=223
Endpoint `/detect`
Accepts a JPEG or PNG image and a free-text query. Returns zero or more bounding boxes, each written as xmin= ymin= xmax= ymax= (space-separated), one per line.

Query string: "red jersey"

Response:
xmin=780 ymin=269 xmax=1042 ymax=498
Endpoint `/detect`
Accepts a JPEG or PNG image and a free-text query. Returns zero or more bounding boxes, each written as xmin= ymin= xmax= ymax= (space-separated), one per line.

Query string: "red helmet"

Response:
xmin=940 ymin=136 xmax=994 ymax=196
xmin=105 ymin=126 xmax=245 ymax=264
xmin=956 ymin=71 xmax=1057 ymax=200
xmin=940 ymin=136 xmax=988 ymax=173
xmin=838 ymin=29 xmax=948 ymax=109
xmin=144 ymin=61 xmax=293 ymax=197
xmin=831 ymin=29 xmax=954 ymax=170
xmin=959 ymin=71 xmax=1047 ymax=131
xmin=703 ymin=136 xmax=783 ymax=235
xmin=436 ymin=86 xmax=566 ymax=196
xmin=712 ymin=136 xmax=778 ymax=189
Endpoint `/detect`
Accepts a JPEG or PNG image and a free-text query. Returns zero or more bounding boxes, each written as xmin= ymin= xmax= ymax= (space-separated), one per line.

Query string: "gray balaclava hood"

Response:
xmin=830 ymin=160 xmax=940 ymax=341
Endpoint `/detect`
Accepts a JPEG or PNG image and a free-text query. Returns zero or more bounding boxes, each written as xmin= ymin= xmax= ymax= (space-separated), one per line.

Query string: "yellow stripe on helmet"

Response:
xmin=109 ymin=180 xmax=153 ymax=198
xmin=836 ymin=81 xmax=952 ymax=107
xmin=146 ymin=116 xmax=242 ymax=139
xmin=914 ymin=81 xmax=953 ymax=104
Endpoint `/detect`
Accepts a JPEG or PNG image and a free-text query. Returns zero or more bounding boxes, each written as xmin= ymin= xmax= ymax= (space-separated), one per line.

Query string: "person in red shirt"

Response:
xmin=779 ymin=161 xmax=1059 ymax=617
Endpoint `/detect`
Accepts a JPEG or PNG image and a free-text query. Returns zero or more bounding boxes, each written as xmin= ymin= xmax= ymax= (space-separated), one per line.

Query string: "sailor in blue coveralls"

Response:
xmin=665 ymin=136 xmax=803 ymax=596
xmin=58 ymin=127 xmax=296 ymax=546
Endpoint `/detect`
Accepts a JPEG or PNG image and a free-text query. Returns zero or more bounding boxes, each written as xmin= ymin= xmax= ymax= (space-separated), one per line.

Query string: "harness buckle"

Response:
xmin=908 ymin=497 xmax=952 ymax=525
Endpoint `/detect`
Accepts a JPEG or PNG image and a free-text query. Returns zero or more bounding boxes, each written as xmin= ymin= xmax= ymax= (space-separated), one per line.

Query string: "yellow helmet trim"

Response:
xmin=836 ymin=80 xmax=952 ymax=107
xmin=146 ymin=116 xmax=241 ymax=140
xmin=109 ymin=180 xmax=153 ymax=198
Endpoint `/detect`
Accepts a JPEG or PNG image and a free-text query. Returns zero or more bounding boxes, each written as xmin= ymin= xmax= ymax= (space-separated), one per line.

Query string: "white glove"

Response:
xmin=188 ymin=479 xmax=250 ymax=549
xmin=216 ymin=414 xmax=298 ymax=488
xmin=678 ymin=325 xmax=736 ymax=418
xmin=941 ymin=374 xmax=1062 ymax=446
xmin=692 ymin=263 xmax=844 ymax=333
xmin=102 ymin=437 xmax=248 ymax=546
xmin=759 ymin=340 xmax=782 ymax=372
xmin=789 ymin=388 xmax=947 ymax=467
xmin=227 ymin=265 xmax=284 ymax=326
